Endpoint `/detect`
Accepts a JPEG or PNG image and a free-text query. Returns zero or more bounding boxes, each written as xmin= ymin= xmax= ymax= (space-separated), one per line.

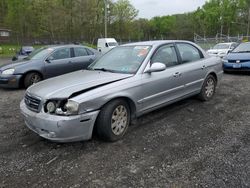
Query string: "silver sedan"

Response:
xmin=20 ymin=40 xmax=223 ymax=142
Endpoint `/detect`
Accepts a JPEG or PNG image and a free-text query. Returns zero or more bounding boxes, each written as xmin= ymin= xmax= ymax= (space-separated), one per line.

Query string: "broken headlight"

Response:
xmin=44 ymin=99 xmax=79 ymax=116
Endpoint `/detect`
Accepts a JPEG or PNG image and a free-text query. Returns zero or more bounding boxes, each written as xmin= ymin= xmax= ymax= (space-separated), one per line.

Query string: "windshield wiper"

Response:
xmin=235 ymin=51 xmax=250 ymax=53
xmin=91 ymin=68 xmax=115 ymax=72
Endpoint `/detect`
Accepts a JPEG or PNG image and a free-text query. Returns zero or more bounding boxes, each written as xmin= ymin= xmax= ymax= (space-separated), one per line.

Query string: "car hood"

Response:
xmin=225 ymin=52 xmax=250 ymax=60
xmin=27 ymin=70 xmax=133 ymax=99
xmin=0 ymin=59 xmax=34 ymax=71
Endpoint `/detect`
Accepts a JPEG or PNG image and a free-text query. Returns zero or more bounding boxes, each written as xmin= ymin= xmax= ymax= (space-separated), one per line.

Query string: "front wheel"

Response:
xmin=198 ymin=75 xmax=217 ymax=101
xmin=96 ymin=99 xmax=130 ymax=142
xmin=24 ymin=72 xmax=42 ymax=88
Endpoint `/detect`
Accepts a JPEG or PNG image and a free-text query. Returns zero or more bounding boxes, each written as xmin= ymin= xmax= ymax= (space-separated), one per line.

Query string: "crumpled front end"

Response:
xmin=20 ymin=99 xmax=100 ymax=142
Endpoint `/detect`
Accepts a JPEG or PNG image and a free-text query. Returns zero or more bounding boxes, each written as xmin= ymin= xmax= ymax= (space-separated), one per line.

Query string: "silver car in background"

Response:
xmin=20 ymin=40 xmax=223 ymax=142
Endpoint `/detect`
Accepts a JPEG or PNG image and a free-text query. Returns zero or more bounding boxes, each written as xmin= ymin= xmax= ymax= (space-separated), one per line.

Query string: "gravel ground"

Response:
xmin=0 ymin=58 xmax=250 ymax=187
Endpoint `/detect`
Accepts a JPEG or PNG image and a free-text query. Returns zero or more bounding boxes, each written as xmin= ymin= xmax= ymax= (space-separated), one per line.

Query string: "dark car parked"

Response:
xmin=12 ymin=46 xmax=35 ymax=61
xmin=0 ymin=45 xmax=100 ymax=88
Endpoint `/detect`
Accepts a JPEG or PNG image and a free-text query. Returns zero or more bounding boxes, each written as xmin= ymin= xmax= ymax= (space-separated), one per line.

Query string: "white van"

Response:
xmin=97 ymin=38 xmax=118 ymax=54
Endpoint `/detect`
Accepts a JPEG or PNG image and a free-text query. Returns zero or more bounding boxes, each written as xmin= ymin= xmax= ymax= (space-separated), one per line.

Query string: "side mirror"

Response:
xmin=227 ymin=49 xmax=232 ymax=54
xmin=145 ymin=62 xmax=166 ymax=73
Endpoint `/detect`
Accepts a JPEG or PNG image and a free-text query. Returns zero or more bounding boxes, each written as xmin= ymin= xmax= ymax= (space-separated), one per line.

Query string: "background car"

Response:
xmin=223 ymin=42 xmax=250 ymax=72
xmin=207 ymin=42 xmax=238 ymax=58
xmin=20 ymin=40 xmax=223 ymax=143
xmin=12 ymin=46 xmax=35 ymax=61
xmin=0 ymin=45 xmax=100 ymax=88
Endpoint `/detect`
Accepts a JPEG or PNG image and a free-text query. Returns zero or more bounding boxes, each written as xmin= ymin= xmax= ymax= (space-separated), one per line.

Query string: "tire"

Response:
xmin=198 ymin=75 xmax=217 ymax=101
xmin=96 ymin=99 xmax=131 ymax=142
xmin=24 ymin=72 xmax=42 ymax=88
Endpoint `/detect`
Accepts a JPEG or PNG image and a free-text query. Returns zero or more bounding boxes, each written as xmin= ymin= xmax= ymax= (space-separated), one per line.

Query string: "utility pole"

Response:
xmin=247 ymin=7 xmax=250 ymax=40
xmin=104 ymin=0 xmax=107 ymax=38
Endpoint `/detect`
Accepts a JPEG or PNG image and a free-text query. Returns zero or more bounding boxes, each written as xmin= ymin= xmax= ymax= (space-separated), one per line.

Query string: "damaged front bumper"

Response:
xmin=20 ymin=100 xmax=100 ymax=142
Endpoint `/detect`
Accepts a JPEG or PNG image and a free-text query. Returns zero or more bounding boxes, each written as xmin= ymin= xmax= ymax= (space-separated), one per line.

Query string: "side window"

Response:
xmin=151 ymin=45 xmax=178 ymax=67
xmin=50 ymin=48 xmax=70 ymax=60
xmin=74 ymin=47 xmax=88 ymax=57
xmin=176 ymin=43 xmax=203 ymax=63
xmin=86 ymin=48 xmax=94 ymax=55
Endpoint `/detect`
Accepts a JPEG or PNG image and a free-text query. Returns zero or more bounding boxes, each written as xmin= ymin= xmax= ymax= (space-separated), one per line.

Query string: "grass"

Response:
xmin=0 ymin=42 xmax=97 ymax=58
xmin=0 ymin=44 xmax=21 ymax=58
xmin=0 ymin=44 xmax=44 ymax=58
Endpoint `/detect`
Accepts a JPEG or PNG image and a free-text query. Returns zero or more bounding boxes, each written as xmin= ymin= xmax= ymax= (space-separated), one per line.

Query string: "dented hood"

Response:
xmin=27 ymin=70 xmax=133 ymax=99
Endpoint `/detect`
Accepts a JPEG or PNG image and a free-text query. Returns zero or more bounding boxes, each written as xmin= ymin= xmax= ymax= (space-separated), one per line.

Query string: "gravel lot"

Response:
xmin=0 ymin=58 xmax=250 ymax=187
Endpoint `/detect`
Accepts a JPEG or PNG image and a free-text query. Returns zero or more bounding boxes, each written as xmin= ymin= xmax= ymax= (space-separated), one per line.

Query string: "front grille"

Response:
xmin=228 ymin=60 xmax=249 ymax=63
xmin=24 ymin=93 xmax=41 ymax=112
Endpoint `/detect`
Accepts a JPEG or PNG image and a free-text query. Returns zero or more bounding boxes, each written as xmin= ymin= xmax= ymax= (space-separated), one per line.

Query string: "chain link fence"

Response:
xmin=194 ymin=33 xmax=246 ymax=50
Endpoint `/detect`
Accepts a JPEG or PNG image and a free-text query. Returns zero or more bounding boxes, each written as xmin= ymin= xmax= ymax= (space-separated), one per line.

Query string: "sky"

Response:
xmin=129 ymin=0 xmax=207 ymax=19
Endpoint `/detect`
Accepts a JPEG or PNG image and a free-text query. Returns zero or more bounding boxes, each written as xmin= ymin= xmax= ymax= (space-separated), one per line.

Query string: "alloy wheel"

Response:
xmin=205 ymin=78 xmax=215 ymax=98
xmin=111 ymin=105 xmax=128 ymax=136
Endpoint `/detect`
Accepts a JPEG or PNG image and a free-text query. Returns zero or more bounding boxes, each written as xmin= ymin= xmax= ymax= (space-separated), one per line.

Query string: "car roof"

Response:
xmin=122 ymin=40 xmax=194 ymax=47
xmin=44 ymin=44 xmax=89 ymax=49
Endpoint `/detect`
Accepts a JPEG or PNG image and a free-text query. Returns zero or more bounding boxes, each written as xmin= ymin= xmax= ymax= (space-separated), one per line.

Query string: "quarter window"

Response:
xmin=50 ymin=48 xmax=71 ymax=60
xmin=74 ymin=47 xmax=88 ymax=57
xmin=151 ymin=45 xmax=178 ymax=67
xmin=86 ymin=48 xmax=94 ymax=55
xmin=176 ymin=43 xmax=203 ymax=63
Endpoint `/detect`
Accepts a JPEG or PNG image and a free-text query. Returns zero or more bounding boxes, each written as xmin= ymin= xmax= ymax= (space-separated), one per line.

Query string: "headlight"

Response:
xmin=2 ymin=69 xmax=15 ymax=75
xmin=44 ymin=99 xmax=79 ymax=116
xmin=46 ymin=101 xmax=56 ymax=113
xmin=222 ymin=59 xmax=228 ymax=63
xmin=64 ymin=100 xmax=79 ymax=114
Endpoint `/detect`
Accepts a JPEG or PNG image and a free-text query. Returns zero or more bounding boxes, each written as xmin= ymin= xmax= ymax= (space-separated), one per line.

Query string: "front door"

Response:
xmin=44 ymin=47 xmax=72 ymax=78
xmin=139 ymin=44 xmax=186 ymax=112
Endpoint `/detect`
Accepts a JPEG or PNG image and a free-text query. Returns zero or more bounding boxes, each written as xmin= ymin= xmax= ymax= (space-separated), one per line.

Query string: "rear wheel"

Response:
xmin=96 ymin=99 xmax=130 ymax=142
xmin=24 ymin=72 xmax=42 ymax=88
xmin=198 ymin=75 xmax=216 ymax=101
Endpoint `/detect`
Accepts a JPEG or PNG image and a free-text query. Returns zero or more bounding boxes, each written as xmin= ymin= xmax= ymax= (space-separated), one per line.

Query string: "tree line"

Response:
xmin=0 ymin=0 xmax=250 ymax=44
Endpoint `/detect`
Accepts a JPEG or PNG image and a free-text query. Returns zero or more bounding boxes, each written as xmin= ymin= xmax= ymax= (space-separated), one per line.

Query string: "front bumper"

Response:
xmin=0 ymin=74 xmax=22 ymax=88
xmin=223 ymin=62 xmax=250 ymax=71
xmin=20 ymin=100 xmax=100 ymax=142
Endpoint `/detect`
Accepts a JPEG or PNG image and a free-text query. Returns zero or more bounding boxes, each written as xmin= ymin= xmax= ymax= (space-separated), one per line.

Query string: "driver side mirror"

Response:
xmin=145 ymin=62 xmax=166 ymax=73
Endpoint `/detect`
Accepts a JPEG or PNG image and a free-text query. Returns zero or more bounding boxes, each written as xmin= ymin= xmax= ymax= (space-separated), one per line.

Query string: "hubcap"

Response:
xmin=111 ymin=105 xmax=128 ymax=136
xmin=31 ymin=74 xmax=41 ymax=84
xmin=205 ymin=78 xmax=215 ymax=98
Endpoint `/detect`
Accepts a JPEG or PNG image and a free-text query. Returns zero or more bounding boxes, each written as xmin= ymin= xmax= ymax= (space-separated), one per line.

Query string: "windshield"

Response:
xmin=28 ymin=47 xmax=54 ymax=60
xmin=213 ymin=43 xmax=230 ymax=50
xmin=108 ymin=42 xmax=118 ymax=47
xmin=232 ymin=43 xmax=250 ymax=53
xmin=88 ymin=45 xmax=151 ymax=74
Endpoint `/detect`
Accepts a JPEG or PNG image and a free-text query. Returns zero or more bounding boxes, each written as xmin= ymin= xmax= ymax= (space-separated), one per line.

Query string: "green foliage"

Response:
xmin=1 ymin=0 xmax=250 ymax=43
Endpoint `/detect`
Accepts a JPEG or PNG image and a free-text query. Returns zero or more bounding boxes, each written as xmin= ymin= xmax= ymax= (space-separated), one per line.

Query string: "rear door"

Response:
xmin=175 ymin=42 xmax=208 ymax=95
xmin=70 ymin=47 xmax=95 ymax=71
xmin=44 ymin=47 xmax=72 ymax=78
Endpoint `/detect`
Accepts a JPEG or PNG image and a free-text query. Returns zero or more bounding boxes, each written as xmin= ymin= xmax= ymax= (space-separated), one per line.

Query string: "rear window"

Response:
xmin=108 ymin=42 xmax=118 ymax=47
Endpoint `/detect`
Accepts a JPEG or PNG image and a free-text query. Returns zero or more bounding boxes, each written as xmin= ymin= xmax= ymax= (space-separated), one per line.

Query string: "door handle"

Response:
xmin=201 ymin=65 xmax=206 ymax=69
xmin=173 ymin=72 xmax=181 ymax=77
xmin=68 ymin=61 xmax=72 ymax=63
